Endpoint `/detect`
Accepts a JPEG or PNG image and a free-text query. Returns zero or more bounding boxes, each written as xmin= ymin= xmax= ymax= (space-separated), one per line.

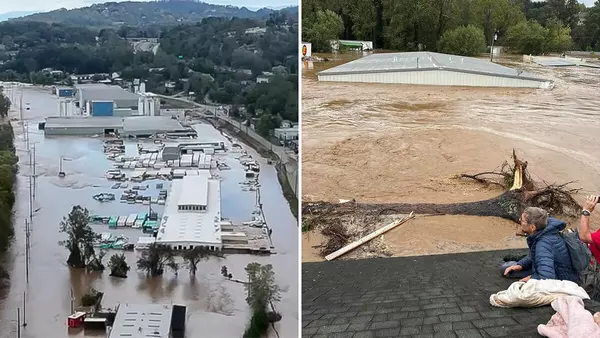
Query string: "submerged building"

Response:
xmin=318 ymin=52 xmax=552 ymax=89
xmin=41 ymin=116 xmax=194 ymax=137
xmin=154 ymin=173 xmax=223 ymax=251
xmin=108 ymin=303 xmax=186 ymax=338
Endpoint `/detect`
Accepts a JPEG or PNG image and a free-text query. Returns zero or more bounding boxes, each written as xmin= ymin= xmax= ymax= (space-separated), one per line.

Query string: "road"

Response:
xmin=153 ymin=93 xmax=299 ymax=196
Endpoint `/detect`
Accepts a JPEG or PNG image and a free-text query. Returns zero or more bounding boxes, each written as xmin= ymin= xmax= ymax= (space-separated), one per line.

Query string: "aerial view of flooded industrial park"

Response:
xmin=0 ymin=82 xmax=298 ymax=338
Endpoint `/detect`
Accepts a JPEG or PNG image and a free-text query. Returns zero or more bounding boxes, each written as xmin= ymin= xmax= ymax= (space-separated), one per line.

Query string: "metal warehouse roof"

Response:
xmin=319 ymin=52 xmax=548 ymax=82
xmin=532 ymin=58 xmax=577 ymax=67
xmin=122 ymin=116 xmax=185 ymax=133
xmin=45 ymin=116 xmax=124 ymax=129
xmin=78 ymin=84 xmax=140 ymax=103
xmin=108 ymin=303 xmax=172 ymax=338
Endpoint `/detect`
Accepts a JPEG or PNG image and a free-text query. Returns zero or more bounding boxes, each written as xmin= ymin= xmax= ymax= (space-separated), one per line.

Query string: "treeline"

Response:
xmin=0 ymin=88 xmax=17 ymax=284
xmin=303 ymin=0 xmax=600 ymax=56
xmin=0 ymin=13 xmax=298 ymax=128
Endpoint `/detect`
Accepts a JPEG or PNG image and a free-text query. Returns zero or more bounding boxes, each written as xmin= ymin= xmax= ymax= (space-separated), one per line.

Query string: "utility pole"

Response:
xmin=23 ymin=292 xmax=27 ymax=327
xmin=25 ymin=220 xmax=29 ymax=283
xmin=17 ymin=308 xmax=21 ymax=338
xmin=490 ymin=30 xmax=498 ymax=62
xmin=28 ymin=175 xmax=32 ymax=221
xmin=32 ymin=143 xmax=36 ymax=200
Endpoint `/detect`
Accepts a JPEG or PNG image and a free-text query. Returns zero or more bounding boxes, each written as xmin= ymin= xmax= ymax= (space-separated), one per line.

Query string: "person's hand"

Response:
xmin=504 ymin=264 xmax=523 ymax=276
xmin=584 ymin=195 xmax=598 ymax=213
xmin=520 ymin=276 xmax=531 ymax=283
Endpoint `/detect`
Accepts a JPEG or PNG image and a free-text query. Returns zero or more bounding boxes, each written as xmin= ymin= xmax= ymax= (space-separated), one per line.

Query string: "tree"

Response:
xmin=242 ymin=263 xmax=281 ymax=338
xmin=302 ymin=9 xmax=344 ymax=52
xmin=303 ymin=151 xmax=582 ymax=256
xmin=545 ymin=18 xmax=573 ymax=52
xmin=182 ymin=246 xmax=211 ymax=276
xmin=108 ymin=253 xmax=130 ymax=278
xmin=58 ymin=206 xmax=100 ymax=269
xmin=505 ymin=20 xmax=548 ymax=54
xmin=221 ymin=265 xmax=233 ymax=279
xmin=0 ymin=88 xmax=10 ymax=118
xmin=136 ymin=243 xmax=178 ymax=277
xmin=437 ymin=25 xmax=486 ymax=56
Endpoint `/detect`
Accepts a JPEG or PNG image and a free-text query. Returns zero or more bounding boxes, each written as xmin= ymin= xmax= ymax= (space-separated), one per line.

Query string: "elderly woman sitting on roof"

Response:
xmin=501 ymin=207 xmax=579 ymax=283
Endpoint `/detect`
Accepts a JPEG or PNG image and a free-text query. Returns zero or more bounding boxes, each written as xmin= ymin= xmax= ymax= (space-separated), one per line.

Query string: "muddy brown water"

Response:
xmin=0 ymin=86 xmax=298 ymax=337
xmin=302 ymin=52 xmax=600 ymax=262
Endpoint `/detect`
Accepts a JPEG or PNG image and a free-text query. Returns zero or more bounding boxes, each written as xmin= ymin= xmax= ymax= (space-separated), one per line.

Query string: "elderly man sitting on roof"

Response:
xmin=501 ymin=207 xmax=579 ymax=283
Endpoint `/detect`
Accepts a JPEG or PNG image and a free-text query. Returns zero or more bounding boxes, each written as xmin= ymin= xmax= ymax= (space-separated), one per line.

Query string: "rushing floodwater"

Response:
xmin=302 ymin=53 xmax=600 ymax=260
xmin=0 ymin=86 xmax=298 ymax=337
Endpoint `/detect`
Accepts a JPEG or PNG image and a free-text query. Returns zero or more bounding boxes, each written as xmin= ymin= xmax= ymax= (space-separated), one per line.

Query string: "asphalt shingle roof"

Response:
xmin=302 ymin=249 xmax=600 ymax=338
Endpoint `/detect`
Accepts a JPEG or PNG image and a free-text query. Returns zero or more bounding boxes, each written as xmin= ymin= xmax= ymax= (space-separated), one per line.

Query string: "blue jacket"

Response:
xmin=517 ymin=217 xmax=579 ymax=282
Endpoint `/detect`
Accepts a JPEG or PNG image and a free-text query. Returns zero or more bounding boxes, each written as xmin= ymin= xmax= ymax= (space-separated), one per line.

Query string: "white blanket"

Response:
xmin=490 ymin=279 xmax=590 ymax=308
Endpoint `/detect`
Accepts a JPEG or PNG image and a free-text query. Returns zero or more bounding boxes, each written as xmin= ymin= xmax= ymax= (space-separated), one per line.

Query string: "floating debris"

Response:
xmin=93 ymin=193 xmax=115 ymax=202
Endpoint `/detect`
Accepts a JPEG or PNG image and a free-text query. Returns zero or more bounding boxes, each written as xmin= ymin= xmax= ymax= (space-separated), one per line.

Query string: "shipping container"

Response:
xmin=58 ymin=88 xmax=75 ymax=97
xmin=90 ymin=101 xmax=114 ymax=116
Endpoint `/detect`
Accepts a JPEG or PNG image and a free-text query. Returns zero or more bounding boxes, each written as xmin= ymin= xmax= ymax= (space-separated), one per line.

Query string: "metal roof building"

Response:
xmin=318 ymin=52 xmax=552 ymax=89
xmin=43 ymin=116 xmax=187 ymax=137
xmin=154 ymin=174 xmax=223 ymax=251
xmin=75 ymin=84 xmax=140 ymax=109
xmin=108 ymin=303 xmax=186 ymax=338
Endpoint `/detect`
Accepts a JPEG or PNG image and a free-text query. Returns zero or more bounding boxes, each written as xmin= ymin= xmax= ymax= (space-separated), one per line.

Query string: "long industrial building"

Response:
xmin=154 ymin=174 xmax=223 ymax=251
xmin=72 ymin=83 xmax=161 ymax=117
xmin=41 ymin=116 xmax=193 ymax=137
xmin=108 ymin=303 xmax=186 ymax=338
xmin=318 ymin=52 xmax=552 ymax=89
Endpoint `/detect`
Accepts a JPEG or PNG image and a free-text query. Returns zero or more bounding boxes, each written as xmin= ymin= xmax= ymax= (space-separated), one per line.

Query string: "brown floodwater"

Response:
xmin=302 ymin=52 xmax=600 ymax=262
xmin=0 ymin=86 xmax=298 ymax=337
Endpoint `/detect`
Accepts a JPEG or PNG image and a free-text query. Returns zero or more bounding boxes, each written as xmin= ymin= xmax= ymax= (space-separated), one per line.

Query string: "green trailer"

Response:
xmin=108 ymin=216 xmax=118 ymax=228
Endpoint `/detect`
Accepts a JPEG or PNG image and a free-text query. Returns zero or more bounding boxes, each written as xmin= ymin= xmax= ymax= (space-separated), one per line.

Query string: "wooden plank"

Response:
xmin=325 ymin=212 xmax=415 ymax=261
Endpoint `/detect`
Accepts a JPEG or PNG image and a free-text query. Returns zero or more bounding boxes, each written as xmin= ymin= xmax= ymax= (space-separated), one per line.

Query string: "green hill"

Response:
xmin=10 ymin=1 xmax=298 ymax=27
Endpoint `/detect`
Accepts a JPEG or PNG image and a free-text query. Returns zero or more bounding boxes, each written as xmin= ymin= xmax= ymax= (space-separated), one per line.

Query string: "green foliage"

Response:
xmin=80 ymin=288 xmax=103 ymax=309
xmin=108 ymin=253 xmax=130 ymax=278
xmin=136 ymin=243 xmax=178 ymax=277
xmin=242 ymin=263 xmax=280 ymax=337
xmin=182 ymin=246 xmax=217 ymax=276
xmin=437 ymin=25 xmax=486 ymax=56
xmin=245 ymin=75 xmax=298 ymax=136
xmin=58 ymin=206 xmax=101 ymax=268
xmin=302 ymin=9 xmax=344 ymax=52
xmin=0 ymin=96 xmax=16 ymax=256
xmin=9 ymin=2 xmax=296 ymax=28
xmin=302 ymin=0 xmax=591 ymax=52
xmin=0 ymin=88 xmax=11 ymax=118
xmin=505 ymin=20 xmax=572 ymax=54
xmin=0 ymin=14 xmax=298 ymax=136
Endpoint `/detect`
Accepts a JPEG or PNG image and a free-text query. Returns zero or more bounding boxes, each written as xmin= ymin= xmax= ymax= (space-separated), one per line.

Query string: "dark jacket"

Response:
xmin=517 ymin=217 xmax=579 ymax=282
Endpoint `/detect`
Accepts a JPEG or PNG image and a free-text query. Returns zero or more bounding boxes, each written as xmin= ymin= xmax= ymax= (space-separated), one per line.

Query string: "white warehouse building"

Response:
xmin=318 ymin=52 xmax=552 ymax=89
xmin=154 ymin=173 xmax=223 ymax=251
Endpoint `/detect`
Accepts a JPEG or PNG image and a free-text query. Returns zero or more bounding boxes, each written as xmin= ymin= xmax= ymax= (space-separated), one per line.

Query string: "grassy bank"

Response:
xmin=209 ymin=118 xmax=298 ymax=219
xmin=0 ymin=121 xmax=18 ymax=284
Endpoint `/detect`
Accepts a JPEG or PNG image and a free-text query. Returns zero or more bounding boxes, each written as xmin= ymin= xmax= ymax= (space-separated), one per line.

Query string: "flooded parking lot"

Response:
xmin=0 ymin=86 xmax=298 ymax=337
xmin=302 ymin=53 xmax=600 ymax=261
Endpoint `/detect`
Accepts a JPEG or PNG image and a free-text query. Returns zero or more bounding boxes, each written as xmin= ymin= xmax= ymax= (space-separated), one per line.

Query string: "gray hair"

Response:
xmin=523 ymin=207 xmax=548 ymax=230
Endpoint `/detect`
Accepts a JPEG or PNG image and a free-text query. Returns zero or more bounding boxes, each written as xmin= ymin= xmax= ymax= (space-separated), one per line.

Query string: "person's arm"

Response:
xmin=532 ymin=239 xmax=557 ymax=280
xmin=517 ymin=255 xmax=532 ymax=270
xmin=579 ymin=195 xmax=598 ymax=244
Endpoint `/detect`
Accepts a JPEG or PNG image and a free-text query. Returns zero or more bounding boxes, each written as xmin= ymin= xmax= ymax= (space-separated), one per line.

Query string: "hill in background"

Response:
xmin=9 ymin=1 xmax=298 ymax=27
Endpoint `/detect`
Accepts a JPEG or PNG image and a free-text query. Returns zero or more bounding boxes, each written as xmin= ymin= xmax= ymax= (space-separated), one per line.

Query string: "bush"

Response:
xmin=437 ymin=25 xmax=486 ymax=57
xmin=505 ymin=20 xmax=572 ymax=55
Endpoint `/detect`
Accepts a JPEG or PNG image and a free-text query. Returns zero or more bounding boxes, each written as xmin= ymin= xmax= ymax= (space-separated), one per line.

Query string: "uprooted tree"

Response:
xmin=59 ymin=206 xmax=102 ymax=269
xmin=303 ymin=150 xmax=582 ymax=257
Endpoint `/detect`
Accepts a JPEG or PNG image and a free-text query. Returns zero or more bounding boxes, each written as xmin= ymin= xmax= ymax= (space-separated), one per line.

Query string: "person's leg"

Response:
xmin=499 ymin=261 xmax=533 ymax=279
